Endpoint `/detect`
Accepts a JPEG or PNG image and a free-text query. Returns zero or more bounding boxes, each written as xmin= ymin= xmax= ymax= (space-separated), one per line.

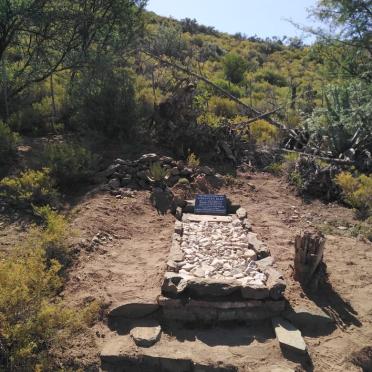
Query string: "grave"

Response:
xmin=160 ymin=195 xmax=286 ymax=322
xmin=101 ymin=195 xmax=290 ymax=370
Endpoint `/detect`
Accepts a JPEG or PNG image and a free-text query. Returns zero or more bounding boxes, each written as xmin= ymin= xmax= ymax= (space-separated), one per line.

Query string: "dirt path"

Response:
xmin=57 ymin=173 xmax=371 ymax=371
xmin=58 ymin=191 xmax=174 ymax=366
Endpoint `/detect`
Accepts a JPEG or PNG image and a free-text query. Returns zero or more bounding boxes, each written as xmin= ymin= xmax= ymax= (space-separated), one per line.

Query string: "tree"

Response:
xmin=0 ymin=0 xmax=146 ymax=120
xmin=223 ymin=53 xmax=247 ymax=84
xmin=308 ymin=0 xmax=372 ymax=82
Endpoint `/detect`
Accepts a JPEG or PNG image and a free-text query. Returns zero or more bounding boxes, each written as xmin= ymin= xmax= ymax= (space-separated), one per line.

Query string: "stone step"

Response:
xmin=159 ymin=296 xmax=285 ymax=323
xmin=101 ymin=323 xmax=281 ymax=372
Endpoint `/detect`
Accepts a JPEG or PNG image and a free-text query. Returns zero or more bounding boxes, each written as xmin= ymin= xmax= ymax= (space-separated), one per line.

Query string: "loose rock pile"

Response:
xmin=179 ymin=220 xmax=266 ymax=286
xmin=101 ymin=153 xmax=224 ymax=191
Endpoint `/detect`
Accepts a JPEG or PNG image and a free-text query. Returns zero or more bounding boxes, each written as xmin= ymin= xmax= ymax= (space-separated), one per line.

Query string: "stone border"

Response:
xmin=164 ymin=206 xmax=285 ymax=302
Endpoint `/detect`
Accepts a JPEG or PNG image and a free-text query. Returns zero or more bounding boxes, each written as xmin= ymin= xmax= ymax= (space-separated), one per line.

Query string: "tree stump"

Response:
xmin=294 ymin=230 xmax=325 ymax=289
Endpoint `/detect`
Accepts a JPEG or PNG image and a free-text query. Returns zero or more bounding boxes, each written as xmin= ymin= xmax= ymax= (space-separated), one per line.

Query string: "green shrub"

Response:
xmin=335 ymin=172 xmax=372 ymax=218
xmin=0 ymin=243 xmax=99 ymax=370
xmin=187 ymin=152 xmax=200 ymax=169
xmin=42 ymin=142 xmax=99 ymax=187
xmin=250 ymin=119 xmax=279 ymax=144
xmin=196 ymin=112 xmax=221 ymax=127
xmin=211 ymin=79 xmax=244 ymax=98
xmin=69 ymin=66 xmax=137 ymax=138
xmin=255 ymin=68 xmax=287 ymax=87
xmin=31 ymin=205 xmax=72 ymax=265
xmin=177 ymin=178 xmax=190 ymax=185
xmin=0 ymin=121 xmax=19 ymax=168
xmin=0 ymin=168 xmax=58 ymax=210
xmin=209 ymin=96 xmax=238 ymax=118
xmin=147 ymin=162 xmax=170 ymax=185
xmin=223 ymin=53 xmax=247 ymax=84
xmin=264 ymin=162 xmax=283 ymax=175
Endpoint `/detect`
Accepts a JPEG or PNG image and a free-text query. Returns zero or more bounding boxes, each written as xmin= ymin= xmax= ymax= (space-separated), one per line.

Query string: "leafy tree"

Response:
xmin=68 ymin=60 xmax=137 ymax=139
xmin=223 ymin=53 xmax=247 ymax=84
xmin=0 ymin=121 xmax=19 ymax=171
xmin=308 ymin=0 xmax=372 ymax=82
xmin=0 ymin=0 xmax=146 ymax=120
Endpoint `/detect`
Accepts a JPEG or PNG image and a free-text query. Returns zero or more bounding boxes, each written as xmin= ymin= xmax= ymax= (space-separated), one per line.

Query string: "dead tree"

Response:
xmin=294 ymin=230 xmax=325 ymax=290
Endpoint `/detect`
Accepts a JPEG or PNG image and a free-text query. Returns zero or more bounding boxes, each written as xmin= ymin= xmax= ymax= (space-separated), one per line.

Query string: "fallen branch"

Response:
xmin=142 ymin=49 xmax=290 ymax=129
xmin=281 ymin=149 xmax=355 ymax=165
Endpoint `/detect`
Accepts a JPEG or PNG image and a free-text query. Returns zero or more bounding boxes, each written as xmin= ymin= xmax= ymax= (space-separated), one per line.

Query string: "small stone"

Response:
xmin=108 ymin=178 xmax=120 ymax=189
xmin=130 ymin=324 xmax=162 ymax=347
xmin=243 ymin=249 xmax=257 ymax=261
xmin=170 ymin=167 xmax=180 ymax=176
xmin=234 ymin=273 xmax=245 ymax=279
xmin=174 ymin=221 xmax=183 ymax=235
xmin=223 ymin=262 xmax=232 ymax=270
xmin=236 ymin=207 xmax=247 ymax=219
xmin=182 ymin=263 xmax=195 ymax=271
xmin=192 ymin=268 xmax=205 ymax=278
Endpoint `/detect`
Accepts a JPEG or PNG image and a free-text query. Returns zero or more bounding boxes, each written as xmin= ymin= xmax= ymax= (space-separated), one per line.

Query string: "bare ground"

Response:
xmin=2 ymin=172 xmax=371 ymax=371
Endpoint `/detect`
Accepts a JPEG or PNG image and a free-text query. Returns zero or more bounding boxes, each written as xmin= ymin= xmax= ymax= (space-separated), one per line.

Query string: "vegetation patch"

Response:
xmin=0 ymin=168 xmax=59 ymax=211
xmin=42 ymin=142 xmax=99 ymax=188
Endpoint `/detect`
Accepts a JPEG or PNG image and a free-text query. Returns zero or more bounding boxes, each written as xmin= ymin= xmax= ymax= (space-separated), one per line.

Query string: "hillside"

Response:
xmin=0 ymin=1 xmax=371 ymax=371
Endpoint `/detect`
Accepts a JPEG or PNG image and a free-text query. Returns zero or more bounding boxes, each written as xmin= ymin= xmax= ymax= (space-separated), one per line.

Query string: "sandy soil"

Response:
xmin=5 ymin=171 xmax=370 ymax=371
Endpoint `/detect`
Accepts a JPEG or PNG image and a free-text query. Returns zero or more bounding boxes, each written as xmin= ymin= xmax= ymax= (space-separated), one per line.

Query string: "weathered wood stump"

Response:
xmin=294 ymin=230 xmax=325 ymax=289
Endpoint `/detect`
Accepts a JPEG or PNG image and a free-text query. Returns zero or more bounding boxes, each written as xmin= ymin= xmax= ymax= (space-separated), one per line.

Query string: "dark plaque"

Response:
xmin=194 ymin=194 xmax=227 ymax=215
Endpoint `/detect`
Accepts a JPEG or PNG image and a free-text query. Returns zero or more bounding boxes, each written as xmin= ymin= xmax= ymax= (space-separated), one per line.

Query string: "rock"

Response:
xmin=161 ymin=272 xmax=188 ymax=296
xmin=186 ymin=278 xmax=240 ymax=298
xmin=170 ymin=167 xmax=180 ymax=176
xmin=242 ymin=218 xmax=252 ymax=231
xmin=166 ymin=260 xmax=178 ymax=271
xmin=236 ymin=207 xmax=247 ymax=219
xmin=180 ymin=167 xmax=192 ymax=176
xmin=192 ymin=268 xmax=206 ymax=277
xmin=136 ymin=170 xmax=148 ymax=179
xmin=159 ymin=156 xmax=174 ymax=164
xmin=350 ymin=346 xmax=372 ymax=371
xmin=120 ymin=175 xmax=132 ymax=186
xmin=169 ymin=240 xmax=184 ymax=262
xmin=103 ymin=163 xmax=122 ymax=177
xmin=139 ymin=153 xmax=159 ymax=163
xmin=175 ymin=206 xmax=183 ymax=221
xmin=174 ymin=221 xmax=183 ymax=235
xmin=266 ymin=267 xmax=286 ymax=300
xmin=256 ymin=256 xmax=275 ymax=271
xmin=113 ymin=158 xmax=128 ymax=165
xmin=241 ymin=282 xmax=270 ymax=300
xmin=205 ymin=174 xmax=225 ymax=188
xmin=108 ymin=178 xmax=120 ymax=189
xmin=247 ymin=233 xmax=270 ymax=259
xmin=109 ymin=302 xmax=159 ymax=318
xmin=196 ymin=165 xmax=214 ymax=175
xmin=272 ymin=317 xmax=307 ymax=353
xmin=130 ymin=324 xmax=162 ymax=347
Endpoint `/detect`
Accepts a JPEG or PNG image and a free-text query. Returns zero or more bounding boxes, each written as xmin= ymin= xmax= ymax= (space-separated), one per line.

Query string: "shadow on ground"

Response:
xmin=303 ymin=279 xmax=362 ymax=330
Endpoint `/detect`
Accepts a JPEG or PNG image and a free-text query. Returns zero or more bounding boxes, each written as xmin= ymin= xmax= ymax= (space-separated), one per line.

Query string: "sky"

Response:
xmin=146 ymin=0 xmax=320 ymax=40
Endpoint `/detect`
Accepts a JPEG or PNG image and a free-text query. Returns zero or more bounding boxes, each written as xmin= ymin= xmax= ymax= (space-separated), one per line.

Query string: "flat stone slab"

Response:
xmin=182 ymin=213 xmax=233 ymax=223
xmin=130 ymin=324 xmax=162 ymax=347
xmin=109 ymin=301 xmax=160 ymax=318
xmin=272 ymin=317 xmax=307 ymax=353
